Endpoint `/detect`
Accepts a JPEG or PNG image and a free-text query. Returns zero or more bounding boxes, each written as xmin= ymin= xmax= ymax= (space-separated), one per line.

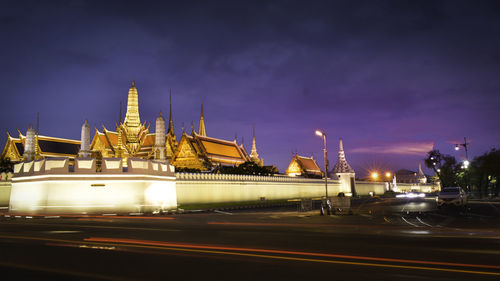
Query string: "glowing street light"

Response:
xmin=385 ymin=172 xmax=391 ymax=178
xmin=315 ymin=129 xmax=329 ymax=215
xmin=454 ymin=137 xmax=469 ymax=159
xmin=371 ymin=172 xmax=379 ymax=180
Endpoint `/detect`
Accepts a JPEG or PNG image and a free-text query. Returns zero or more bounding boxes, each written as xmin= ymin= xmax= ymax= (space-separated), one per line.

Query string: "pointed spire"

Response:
xmin=124 ymin=79 xmax=141 ymax=143
xmin=332 ymin=137 xmax=354 ymax=174
xmin=198 ymin=102 xmax=206 ymax=136
xmin=119 ymin=101 xmax=122 ymax=124
xmin=168 ymin=89 xmax=175 ymax=135
xmin=250 ymin=124 xmax=262 ymax=165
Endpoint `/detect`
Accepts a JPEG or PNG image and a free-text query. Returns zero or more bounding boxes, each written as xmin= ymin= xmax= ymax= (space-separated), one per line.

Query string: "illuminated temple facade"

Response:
xmin=2 ymin=81 xmax=262 ymax=170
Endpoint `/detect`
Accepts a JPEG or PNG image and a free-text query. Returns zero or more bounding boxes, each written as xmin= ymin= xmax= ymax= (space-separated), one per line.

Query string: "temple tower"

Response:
xmin=331 ymin=138 xmax=356 ymax=196
xmin=417 ymin=163 xmax=427 ymax=184
xmin=155 ymin=111 xmax=166 ymax=160
xmin=124 ymin=80 xmax=141 ymax=152
xmin=250 ymin=126 xmax=263 ymax=166
xmin=198 ymin=102 xmax=206 ymax=136
xmin=23 ymin=124 xmax=36 ymax=161
xmin=166 ymin=91 xmax=178 ymax=159
xmin=78 ymin=119 xmax=91 ymax=158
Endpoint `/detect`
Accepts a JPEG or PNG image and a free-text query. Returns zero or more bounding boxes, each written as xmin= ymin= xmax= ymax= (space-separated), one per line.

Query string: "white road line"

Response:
xmin=416 ymin=217 xmax=433 ymax=227
xmin=214 ymin=210 xmax=233 ymax=215
xmin=401 ymin=217 xmax=419 ymax=227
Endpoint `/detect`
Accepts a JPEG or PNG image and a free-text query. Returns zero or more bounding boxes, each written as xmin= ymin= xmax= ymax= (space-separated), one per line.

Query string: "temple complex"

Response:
xmin=2 ymin=81 xmax=258 ymax=171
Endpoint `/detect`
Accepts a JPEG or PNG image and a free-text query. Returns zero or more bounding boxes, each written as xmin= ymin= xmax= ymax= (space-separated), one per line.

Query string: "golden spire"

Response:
xmin=250 ymin=125 xmax=261 ymax=166
xmin=124 ymin=80 xmax=141 ymax=141
xmin=198 ymin=102 xmax=206 ymax=136
xmin=168 ymin=89 xmax=175 ymax=136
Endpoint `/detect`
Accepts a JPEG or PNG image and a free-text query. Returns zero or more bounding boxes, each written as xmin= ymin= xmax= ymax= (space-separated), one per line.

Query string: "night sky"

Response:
xmin=1 ymin=0 xmax=500 ymax=176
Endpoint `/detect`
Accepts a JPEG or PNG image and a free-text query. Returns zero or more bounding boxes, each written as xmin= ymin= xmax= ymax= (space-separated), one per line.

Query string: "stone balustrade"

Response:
xmin=175 ymin=172 xmax=339 ymax=184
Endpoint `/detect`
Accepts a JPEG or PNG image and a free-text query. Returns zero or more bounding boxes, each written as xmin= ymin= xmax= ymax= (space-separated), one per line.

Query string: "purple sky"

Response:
xmin=1 ymin=0 xmax=500 ymax=176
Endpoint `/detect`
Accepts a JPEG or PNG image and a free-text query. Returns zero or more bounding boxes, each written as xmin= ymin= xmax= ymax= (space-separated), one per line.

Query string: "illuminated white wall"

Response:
xmin=9 ymin=158 xmax=177 ymax=215
xmin=176 ymin=173 xmax=342 ymax=204
xmin=10 ymin=175 xmax=176 ymax=214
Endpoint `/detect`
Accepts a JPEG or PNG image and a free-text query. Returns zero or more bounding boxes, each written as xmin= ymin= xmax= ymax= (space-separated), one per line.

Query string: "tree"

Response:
xmin=469 ymin=149 xmax=500 ymax=198
xmin=0 ymin=157 xmax=13 ymax=173
xmin=213 ymin=162 xmax=278 ymax=176
xmin=424 ymin=150 xmax=460 ymax=189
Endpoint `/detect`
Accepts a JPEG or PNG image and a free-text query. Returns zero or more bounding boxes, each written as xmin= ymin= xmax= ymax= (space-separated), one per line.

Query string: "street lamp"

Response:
xmin=315 ymin=130 xmax=329 ymax=214
xmin=454 ymin=137 xmax=470 ymax=191
xmin=454 ymin=137 xmax=469 ymax=160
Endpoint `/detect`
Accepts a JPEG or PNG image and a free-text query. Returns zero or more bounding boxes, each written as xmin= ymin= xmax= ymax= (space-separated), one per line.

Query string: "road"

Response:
xmin=1 ymin=199 xmax=499 ymax=281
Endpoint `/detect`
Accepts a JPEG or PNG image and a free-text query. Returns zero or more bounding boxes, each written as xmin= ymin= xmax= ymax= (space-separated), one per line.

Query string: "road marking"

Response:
xmin=401 ymin=217 xmax=419 ymax=227
xmin=214 ymin=210 xmax=233 ymax=215
xmin=416 ymin=216 xmax=433 ymax=227
xmin=45 ymin=231 xmax=82 ymax=234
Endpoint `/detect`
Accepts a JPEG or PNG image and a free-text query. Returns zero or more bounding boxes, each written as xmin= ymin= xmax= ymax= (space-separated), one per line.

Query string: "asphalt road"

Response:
xmin=1 ymin=199 xmax=499 ymax=281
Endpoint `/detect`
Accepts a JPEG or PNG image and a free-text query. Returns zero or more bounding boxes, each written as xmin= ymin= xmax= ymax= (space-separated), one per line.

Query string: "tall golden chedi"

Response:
xmin=123 ymin=80 xmax=143 ymax=154
xmin=90 ymin=81 xmax=171 ymax=163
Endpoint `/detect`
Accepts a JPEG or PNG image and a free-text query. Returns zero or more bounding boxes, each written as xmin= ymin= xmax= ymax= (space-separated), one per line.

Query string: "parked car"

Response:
xmin=437 ymin=187 xmax=467 ymax=207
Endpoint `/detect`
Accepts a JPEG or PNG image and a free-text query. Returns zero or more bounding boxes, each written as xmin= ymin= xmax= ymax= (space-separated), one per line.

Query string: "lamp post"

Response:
xmin=454 ymin=137 xmax=470 ymax=192
xmin=315 ymin=130 xmax=329 ymax=215
xmin=454 ymin=137 xmax=469 ymax=160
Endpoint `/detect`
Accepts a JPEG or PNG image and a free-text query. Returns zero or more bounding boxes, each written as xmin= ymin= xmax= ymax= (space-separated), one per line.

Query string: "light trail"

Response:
xmin=85 ymin=237 xmax=500 ymax=271
xmin=1 ymin=235 xmax=499 ymax=276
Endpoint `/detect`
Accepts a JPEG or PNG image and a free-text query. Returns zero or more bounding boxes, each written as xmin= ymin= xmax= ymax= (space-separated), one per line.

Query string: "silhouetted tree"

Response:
xmin=470 ymin=149 xmax=500 ymax=197
xmin=0 ymin=157 xmax=13 ymax=173
xmin=424 ymin=150 xmax=460 ymax=188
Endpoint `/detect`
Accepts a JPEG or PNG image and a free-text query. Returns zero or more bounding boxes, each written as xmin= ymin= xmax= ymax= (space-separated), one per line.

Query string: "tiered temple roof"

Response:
xmin=172 ymin=131 xmax=250 ymax=170
xmin=285 ymin=155 xmax=322 ymax=177
xmin=1 ymin=131 xmax=80 ymax=161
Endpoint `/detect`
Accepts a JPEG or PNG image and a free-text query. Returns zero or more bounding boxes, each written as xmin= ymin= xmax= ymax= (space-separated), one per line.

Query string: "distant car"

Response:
xmin=437 ymin=187 xmax=467 ymax=207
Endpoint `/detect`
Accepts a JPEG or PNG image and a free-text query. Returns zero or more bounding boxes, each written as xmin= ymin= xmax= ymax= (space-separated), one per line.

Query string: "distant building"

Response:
xmin=395 ymin=164 xmax=428 ymax=184
xmin=286 ymin=155 xmax=322 ymax=177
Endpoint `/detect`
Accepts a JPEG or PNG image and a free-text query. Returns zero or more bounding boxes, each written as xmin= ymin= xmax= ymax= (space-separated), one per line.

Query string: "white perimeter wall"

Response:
xmin=176 ymin=173 xmax=435 ymax=205
xmin=9 ymin=175 xmax=177 ymax=214
xmin=176 ymin=173 xmax=342 ymax=205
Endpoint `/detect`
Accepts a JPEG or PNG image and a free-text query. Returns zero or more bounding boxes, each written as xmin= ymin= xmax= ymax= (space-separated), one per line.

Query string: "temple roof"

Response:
xmin=291 ymin=155 xmax=322 ymax=175
xmin=2 ymin=133 xmax=80 ymax=159
xmin=195 ymin=133 xmax=248 ymax=161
